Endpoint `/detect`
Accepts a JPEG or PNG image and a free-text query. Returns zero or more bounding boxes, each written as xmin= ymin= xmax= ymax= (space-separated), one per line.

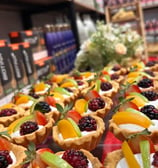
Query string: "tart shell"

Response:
xmin=52 ymin=116 xmax=105 ymax=151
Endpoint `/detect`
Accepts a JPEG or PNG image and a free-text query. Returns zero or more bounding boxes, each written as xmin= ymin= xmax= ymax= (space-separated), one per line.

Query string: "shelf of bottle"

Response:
xmin=111 ymin=16 xmax=139 ymax=23
xmin=108 ymin=2 xmax=137 ymax=10
xmin=143 ymin=3 xmax=158 ymax=10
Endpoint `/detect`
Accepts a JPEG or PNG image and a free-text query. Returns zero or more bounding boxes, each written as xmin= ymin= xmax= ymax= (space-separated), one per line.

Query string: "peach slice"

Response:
xmin=112 ymin=111 xmax=151 ymax=128
xmin=57 ymin=119 xmax=79 ymax=139
xmin=74 ymin=99 xmax=88 ymax=114
xmin=0 ymin=103 xmax=15 ymax=109
xmin=122 ymin=141 xmax=140 ymax=168
xmin=51 ymin=92 xmax=64 ymax=102
xmin=60 ymin=82 xmax=75 ymax=88
xmin=34 ymin=82 xmax=45 ymax=92
xmin=15 ymin=95 xmax=29 ymax=105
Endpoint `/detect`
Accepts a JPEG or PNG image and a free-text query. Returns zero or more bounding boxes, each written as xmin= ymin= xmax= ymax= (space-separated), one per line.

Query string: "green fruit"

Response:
xmin=54 ymin=87 xmax=70 ymax=96
xmin=140 ymin=140 xmax=150 ymax=168
xmin=40 ymin=152 xmax=73 ymax=168
xmin=103 ymin=75 xmax=111 ymax=81
xmin=95 ymin=79 xmax=101 ymax=92
xmin=14 ymin=115 xmax=34 ymax=132
xmin=67 ymin=118 xmax=81 ymax=137
xmin=130 ymin=92 xmax=148 ymax=103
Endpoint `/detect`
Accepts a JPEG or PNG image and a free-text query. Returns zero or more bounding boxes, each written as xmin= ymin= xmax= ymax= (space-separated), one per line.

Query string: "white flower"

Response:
xmin=115 ymin=43 xmax=127 ymax=55
xmin=80 ymin=39 xmax=91 ymax=51
xmin=135 ymin=46 xmax=144 ymax=57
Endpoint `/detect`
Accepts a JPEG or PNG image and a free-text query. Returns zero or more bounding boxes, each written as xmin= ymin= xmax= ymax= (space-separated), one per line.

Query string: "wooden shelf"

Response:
xmin=143 ymin=4 xmax=158 ymax=10
xmin=112 ymin=16 xmax=139 ymax=23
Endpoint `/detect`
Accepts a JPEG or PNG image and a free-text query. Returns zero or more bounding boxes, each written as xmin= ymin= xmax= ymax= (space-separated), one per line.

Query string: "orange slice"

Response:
xmin=127 ymin=72 xmax=141 ymax=78
xmin=57 ymin=119 xmax=78 ymax=139
xmin=112 ymin=111 xmax=151 ymax=128
xmin=81 ymin=72 xmax=92 ymax=78
xmin=60 ymin=82 xmax=75 ymax=88
xmin=122 ymin=141 xmax=140 ymax=168
xmin=74 ymin=99 xmax=87 ymax=114
xmin=126 ymin=95 xmax=146 ymax=107
xmin=34 ymin=82 xmax=45 ymax=92
xmin=15 ymin=95 xmax=29 ymax=105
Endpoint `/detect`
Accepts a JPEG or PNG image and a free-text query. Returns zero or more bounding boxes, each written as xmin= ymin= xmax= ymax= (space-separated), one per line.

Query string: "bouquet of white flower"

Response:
xmin=75 ymin=22 xmax=144 ymax=71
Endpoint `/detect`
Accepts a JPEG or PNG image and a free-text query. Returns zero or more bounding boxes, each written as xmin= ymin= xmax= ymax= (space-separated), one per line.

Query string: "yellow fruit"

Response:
xmin=112 ymin=111 xmax=151 ymax=128
xmin=122 ymin=141 xmax=140 ymax=168
xmin=60 ymin=82 xmax=75 ymax=88
xmin=34 ymin=82 xmax=45 ymax=92
xmin=57 ymin=119 xmax=78 ymax=139
xmin=126 ymin=95 xmax=146 ymax=107
xmin=74 ymin=99 xmax=87 ymax=114
xmin=0 ymin=103 xmax=15 ymax=110
xmin=51 ymin=92 xmax=64 ymax=102
xmin=15 ymin=95 xmax=29 ymax=105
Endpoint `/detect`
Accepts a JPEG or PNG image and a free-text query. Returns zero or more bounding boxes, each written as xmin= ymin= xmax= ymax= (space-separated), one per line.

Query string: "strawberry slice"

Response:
xmin=35 ymin=111 xmax=47 ymax=126
xmin=119 ymin=102 xmax=139 ymax=111
xmin=127 ymin=129 xmax=155 ymax=154
xmin=0 ymin=137 xmax=11 ymax=151
xmin=102 ymin=70 xmax=109 ymax=75
xmin=125 ymin=85 xmax=141 ymax=96
xmin=66 ymin=110 xmax=82 ymax=124
xmin=45 ymin=96 xmax=56 ymax=107
xmin=84 ymin=90 xmax=101 ymax=101
xmin=37 ymin=148 xmax=54 ymax=154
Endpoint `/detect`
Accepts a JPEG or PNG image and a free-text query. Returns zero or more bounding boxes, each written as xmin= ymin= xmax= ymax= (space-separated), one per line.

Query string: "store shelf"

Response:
xmin=143 ymin=4 xmax=158 ymax=10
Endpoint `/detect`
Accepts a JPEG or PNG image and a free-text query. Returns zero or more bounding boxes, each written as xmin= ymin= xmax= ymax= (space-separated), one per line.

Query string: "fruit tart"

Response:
xmin=26 ymin=145 xmax=103 ymax=168
xmin=74 ymin=90 xmax=113 ymax=118
xmin=7 ymin=111 xmax=54 ymax=147
xmin=53 ymin=87 xmax=78 ymax=105
xmin=0 ymin=132 xmax=26 ymax=168
xmin=0 ymin=103 xmax=25 ymax=127
xmin=145 ymin=60 xmax=158 ymax=71
xmin=53 ymin=115 xmax=105 ymax=151
xmin=104 ymin=131 xmax=158 ymax=168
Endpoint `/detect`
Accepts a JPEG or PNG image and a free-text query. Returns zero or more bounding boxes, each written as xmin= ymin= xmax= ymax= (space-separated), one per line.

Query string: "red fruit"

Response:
xmin=66 ymin=110 xmax=82 ymax=124
xmin=102 ymin=70 xmax=109 ymax=75
xmin=35 ymin=111 xmax=47 ymax=126
xmin=45 ymin=96 xmax=56 ymax=107
xmin=119 ymin=102 xmax=139 ymax=111
xmin=84 ymin=90 xmax=101 ymax=101
xmin=125 ymin=85 xmax=141 ymax=96
xmin=37 ymin=148 xmax=54 ymax=154
xmin=127 ymin=133 xmax=155 ymax=154
xmin=0 ymin=137 xmax=11 ymax=151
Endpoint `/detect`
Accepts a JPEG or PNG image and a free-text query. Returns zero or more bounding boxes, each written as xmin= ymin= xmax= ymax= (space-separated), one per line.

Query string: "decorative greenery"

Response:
xmin=75 ymin=22 xmax=144 ymax=71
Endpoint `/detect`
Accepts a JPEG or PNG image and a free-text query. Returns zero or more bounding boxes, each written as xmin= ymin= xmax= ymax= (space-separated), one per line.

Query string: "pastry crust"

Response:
xmin=10 ymin=143 xmax=26 ymax=168
xmin=0 ymin=104 xmax=25 ymax=127
xmin=83 ymin=96 xmax=113 ymax=118
xmin=52 ymin=116 xmax=105 ymax=151
xmin=56 ymin=149 xmax=103 ymax=168
xmin=11 ymin=117 xmax=54 ymax=147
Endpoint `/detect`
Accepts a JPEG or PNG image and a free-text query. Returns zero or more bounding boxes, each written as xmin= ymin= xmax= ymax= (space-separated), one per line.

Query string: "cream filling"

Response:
xmin=50 ymin=106 xmax=57 ymax=112
xmin=99 ymin=87 xmax=114 ymax=95
xmin=118 ymin=120 xmax=158 ymax=132
xmin=18 ymin=100 xmax=34 ymax=108
xmin=116 ymin=153 xmax=155 ymax=168
xmin=58 ymin=130 xmax=96 ymax=141
xmin=138 ymin=86 xmax=153 ymax=92
xmin=63 ymin=92 xmax=74 ymax=98
xmin=145 ymin=99 xmax=158 ymax=109
xmin=11 ymin=125 xmax=43 ymax=138
xmin=8 ymin=151 xmax=16 ymax=168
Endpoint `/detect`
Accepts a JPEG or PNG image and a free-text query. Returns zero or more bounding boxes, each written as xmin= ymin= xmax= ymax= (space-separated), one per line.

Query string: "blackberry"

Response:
xmin=152 ymin=151 xmax=158 ymax=167
xmin=78 ymin=116 xmax=97 ymax=131
xmin=0 ymin=109 xmax=17 ymax=117
xmin=112 ymin=64 xmax=121 ymax=71
xmin=140 ymin=105 xmax=158 ymax=119
xmin=110 ymin=74 xmax=119 ymax=80
xmin=141 ymin=91 xmax=158 ymax=101
xmin=62 ymin=149 xmax=88 ymax=168
xmin=144 ymin=70 xmax=155 ymax=77
xmin=88 ymin=97 xmax=105 ymax=111
xmin=0 ymin=150 xmax=13 ymax=168
xmin=146 ymin=61 xmax=156 ymax=67
xmin=101 ymin=82 xmax=112 ymax=91
xmin=28 ymin=92 xmax=40 ymax=99
xmin=34 ymin=101 xmax=51 ymax=113
xmin=137 ymin=78 xmax=153 ymax=88
xmin=20 ymin=121 xmax=39 ymax=135
xmin=77 ymin=81 xmax=84 ymax=86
